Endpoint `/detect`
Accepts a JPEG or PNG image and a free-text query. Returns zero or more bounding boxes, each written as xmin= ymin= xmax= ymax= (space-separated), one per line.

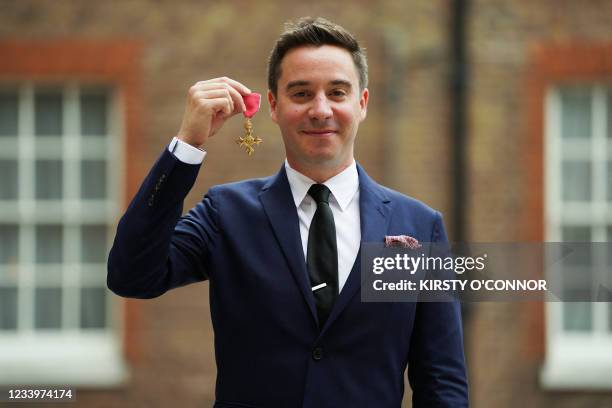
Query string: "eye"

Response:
xmin=292 ymin=91 xmax=308 ymax=98
xmin=330 ymin=89 xmax=347 ymax=98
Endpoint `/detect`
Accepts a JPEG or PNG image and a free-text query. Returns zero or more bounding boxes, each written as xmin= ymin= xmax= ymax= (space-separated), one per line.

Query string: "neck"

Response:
xmin=286 ymin=158 xmax=353 ymax=183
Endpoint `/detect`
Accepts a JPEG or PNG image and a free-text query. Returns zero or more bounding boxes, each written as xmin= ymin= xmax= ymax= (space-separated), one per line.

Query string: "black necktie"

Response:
xmin=307 ymin=184 xmax=338 ymax=327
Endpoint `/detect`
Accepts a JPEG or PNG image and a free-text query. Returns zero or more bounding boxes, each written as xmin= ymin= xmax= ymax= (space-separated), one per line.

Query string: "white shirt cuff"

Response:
xmin=168 ymin=137 xmax=206 ymax=165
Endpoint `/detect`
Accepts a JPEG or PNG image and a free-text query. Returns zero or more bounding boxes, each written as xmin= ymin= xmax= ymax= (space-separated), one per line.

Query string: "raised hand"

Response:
xmin=176 ymin=77 xmax=251 ymax=148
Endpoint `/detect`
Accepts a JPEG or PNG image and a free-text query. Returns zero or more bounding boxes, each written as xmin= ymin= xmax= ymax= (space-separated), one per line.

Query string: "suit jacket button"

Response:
xmin=312 ymin=347 xmax=323 ymax=361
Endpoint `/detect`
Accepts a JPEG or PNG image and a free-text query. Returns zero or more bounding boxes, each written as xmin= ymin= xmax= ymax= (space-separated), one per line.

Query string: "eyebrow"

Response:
xmin=286 ymin=80 xmax=310 ymax=91
xmin=285 ymin=79 xmax=353 ymax=91
xmin=330 ymin=79 xmax=352 ymax=88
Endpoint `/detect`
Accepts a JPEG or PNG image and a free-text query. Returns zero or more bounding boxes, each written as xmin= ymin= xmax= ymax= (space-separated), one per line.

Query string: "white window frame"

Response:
xmin=541 ymin=85 xmax=612 ymax=389
xmin=0 ymin=82 xmax=127 ymax=386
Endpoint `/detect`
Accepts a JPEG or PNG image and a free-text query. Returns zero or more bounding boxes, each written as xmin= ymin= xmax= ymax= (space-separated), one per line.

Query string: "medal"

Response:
xmin=236 ymin=92 xmax=262 ymax=156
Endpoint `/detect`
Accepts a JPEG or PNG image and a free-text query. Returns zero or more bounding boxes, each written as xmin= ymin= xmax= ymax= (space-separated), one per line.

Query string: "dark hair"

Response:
xmin=267 ymin=17 xmax=368 ymax=96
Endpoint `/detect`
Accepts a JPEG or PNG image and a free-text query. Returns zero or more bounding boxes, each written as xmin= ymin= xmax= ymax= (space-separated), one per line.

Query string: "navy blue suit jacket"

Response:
xmin=107 ymin=148 xmax=469 ymax=407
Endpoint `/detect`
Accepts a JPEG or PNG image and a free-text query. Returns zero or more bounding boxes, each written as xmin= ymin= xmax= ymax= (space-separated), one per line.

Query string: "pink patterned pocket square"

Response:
xmin=384 ymin=235 xmax=422 ymax=250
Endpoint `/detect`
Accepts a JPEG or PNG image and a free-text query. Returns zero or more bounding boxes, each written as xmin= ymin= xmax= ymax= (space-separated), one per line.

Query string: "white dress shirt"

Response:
xmin=169 ymin=137 xmax=207 ymax=164
xmin=169 ymin=137 xmax=361 ymax=292
xmin=284 ymin=160 xmax=361 ymax=293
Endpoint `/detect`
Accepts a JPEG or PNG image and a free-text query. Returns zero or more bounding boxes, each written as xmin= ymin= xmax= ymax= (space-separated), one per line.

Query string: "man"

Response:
xmin=108 ymin=17 xmax=469 ymax=407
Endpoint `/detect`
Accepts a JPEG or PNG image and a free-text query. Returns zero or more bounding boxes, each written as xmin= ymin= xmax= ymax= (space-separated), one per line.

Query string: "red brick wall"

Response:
xmin=0 ymin=2 xmax=438 ymax=406
xmin=0 ymin=37 xmax=146 ymax=366
xmin=4 ymin=1 xmax=612 ymax=407
xmin=467 ymin=0 xmax=612 ymax=406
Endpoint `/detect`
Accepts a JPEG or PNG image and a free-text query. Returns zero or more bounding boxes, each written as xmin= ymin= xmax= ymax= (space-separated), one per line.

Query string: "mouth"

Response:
xmin=301 ymin=129 xmax=337 ymax=136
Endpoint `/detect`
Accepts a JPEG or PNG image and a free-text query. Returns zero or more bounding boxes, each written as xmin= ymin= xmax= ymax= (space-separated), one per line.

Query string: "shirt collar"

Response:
xmin=284 ymin=159 xmax=359 ymax=212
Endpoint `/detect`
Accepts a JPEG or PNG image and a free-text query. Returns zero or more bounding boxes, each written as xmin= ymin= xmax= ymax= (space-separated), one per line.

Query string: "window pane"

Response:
xmin=560 ymin=87 xmax=591 ymax=139
xmin=35 ymin=287 xmax=62 ymax=329
xmin=35 ymin=159 xmax=63 ymax=199
xmin=80 ymin=90 xmax=108 ymax=136
xmin=0 ymin=287 xmax=18 ymax=330
xmin=35 ymin=89 xmax=63 ymax=136
xmin=563 ymin=303 xmax=592 ymax=332
xmin=36 ymin=225 xmax=63 ymax=263
xmin=607 ymin=89 xmax=612 ymax=139
xmin=0 ymin=90 xmax=18 ymax=136
xmin=608 ymin=227 xmax=612 ymax=267
xmin=81 ymin=160 xmax=106 ymax=199
xmin=561 ymin=270 xmax=593 ymax=299
xmin=81 ymin=287 xmax=107 ymax=329
xmin=561 ymin=227 xmax=593 ymax=330
xmin=608 ymin=162 xmax=612 ymax=201
xmin=562 ymin=226 xmax=591 ymax=242
xmin=561 ymin=227 xmax=592 ymax=317
xmin=0 ymin=225 xmax=18 ymax=265
xmin=561 ymin=226 xmax=591 ymax=267
xmin=562 ymin=161 xmax=591 ymax=201
xmin=81 ymin=225 xmax=108 ymax=263
xmin=0 ymin=160 xmax=18 ymax=199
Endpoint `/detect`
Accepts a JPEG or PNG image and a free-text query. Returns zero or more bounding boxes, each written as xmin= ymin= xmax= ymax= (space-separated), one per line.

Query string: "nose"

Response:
xmin=308 ymin=93 xmax=332 ymax=121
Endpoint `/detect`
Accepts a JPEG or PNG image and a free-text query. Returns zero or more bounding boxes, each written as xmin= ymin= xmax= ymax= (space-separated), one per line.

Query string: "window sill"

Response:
xmin=0 ymin=332 xmax=128 ymax=387
xmin=540 ymin=336 xmax=612 ymax=390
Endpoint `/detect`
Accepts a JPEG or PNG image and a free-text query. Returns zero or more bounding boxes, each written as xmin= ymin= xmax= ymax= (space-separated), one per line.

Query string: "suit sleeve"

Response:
xmin=106 ymin=148 xmax=219 ymax=299
xmin=407 ymin=211 xmax=469 ymax=407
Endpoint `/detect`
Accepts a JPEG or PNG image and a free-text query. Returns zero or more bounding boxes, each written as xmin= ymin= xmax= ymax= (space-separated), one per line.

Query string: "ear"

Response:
xmin=268 ymin=90 xmax=278 ymax=124
xmin=359 ymin=88 xmax=369 ymax=121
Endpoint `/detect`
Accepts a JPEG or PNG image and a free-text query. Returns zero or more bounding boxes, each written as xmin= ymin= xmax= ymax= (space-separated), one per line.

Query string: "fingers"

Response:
xmin=192 ymin=77 xmax=251 ymax=113
xmin=178 ymin=77 xmax=252 ymax=147
xmin=192 ymin=89 xmax=236 ymax=114
xmin=204 ymin=97 xmax=233 ymax=117
xmin=206 ymin=76 xmax=251 ymax=96
xmin=192 ymin=84 xmax=245 ymax=114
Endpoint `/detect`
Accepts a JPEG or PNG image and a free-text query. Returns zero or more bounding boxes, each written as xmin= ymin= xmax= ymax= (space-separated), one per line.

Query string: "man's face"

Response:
xmin=268 ymin=45 xmax=369 ymax=175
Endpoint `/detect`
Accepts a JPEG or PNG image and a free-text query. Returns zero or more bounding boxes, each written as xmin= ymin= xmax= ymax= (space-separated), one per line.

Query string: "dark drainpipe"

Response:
xmin=450 ymin=0 xmax=470 ymax=327
xmin=450 ymin=0 xmax=469 ymax=244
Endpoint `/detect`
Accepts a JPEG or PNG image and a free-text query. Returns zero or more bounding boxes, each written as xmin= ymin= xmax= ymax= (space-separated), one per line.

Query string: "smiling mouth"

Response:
xmin=301 ymin=130 xmax=337 ymax=136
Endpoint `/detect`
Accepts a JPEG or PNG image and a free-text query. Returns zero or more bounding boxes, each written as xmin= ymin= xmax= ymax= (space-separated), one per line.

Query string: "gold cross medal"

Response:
xmin=236 ymin=92 xmax=262 ymax=156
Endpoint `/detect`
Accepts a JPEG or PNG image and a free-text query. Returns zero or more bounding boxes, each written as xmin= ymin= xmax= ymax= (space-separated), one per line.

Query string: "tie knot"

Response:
xmin=308 ymin=184 xmax=331 ymax=204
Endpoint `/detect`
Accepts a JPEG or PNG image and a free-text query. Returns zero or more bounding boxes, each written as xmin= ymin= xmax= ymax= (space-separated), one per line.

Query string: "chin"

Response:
xmin=305 ymin=152 xmax=345 ymax=167
xmin=305 ymin=143 xmax=339 ymax=158
xmin=304 ymin=148 xmax=335 ymax=161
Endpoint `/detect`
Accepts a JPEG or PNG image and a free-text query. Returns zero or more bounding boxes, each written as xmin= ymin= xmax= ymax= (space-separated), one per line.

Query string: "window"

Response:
xmin=0 ymin=83 xmax=126 ymax=385
xmin=541 ymin=84 xmax=612 ymax=389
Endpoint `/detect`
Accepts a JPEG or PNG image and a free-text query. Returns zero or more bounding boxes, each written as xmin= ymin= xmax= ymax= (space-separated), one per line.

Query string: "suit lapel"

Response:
xmin=259 ymin=166 xmax=318 ymax=324
xmin=320 ymin=164 xmax=391 ymax=335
